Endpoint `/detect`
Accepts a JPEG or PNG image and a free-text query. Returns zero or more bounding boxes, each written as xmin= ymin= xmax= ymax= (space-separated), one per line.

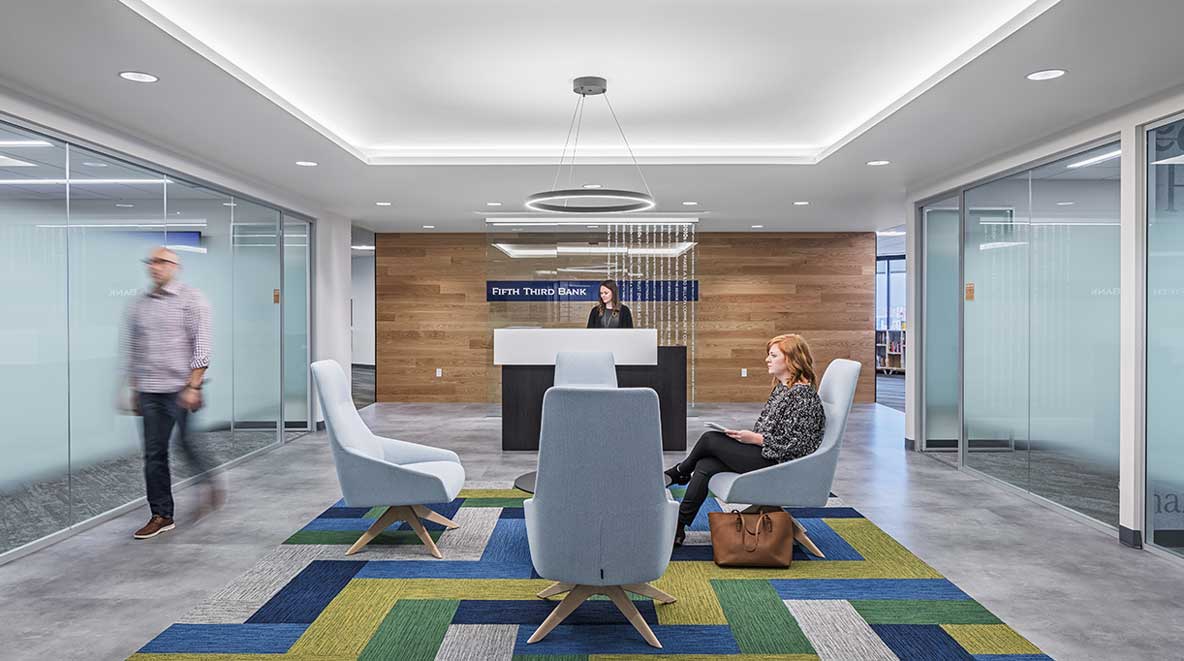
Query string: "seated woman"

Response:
xmin=664 ymin=333 xmax=826 ymax=546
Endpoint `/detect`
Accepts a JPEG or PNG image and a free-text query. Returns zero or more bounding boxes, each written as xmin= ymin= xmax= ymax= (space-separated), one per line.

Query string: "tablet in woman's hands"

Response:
xmin=704 ymin=421 xmax=729 ymax=432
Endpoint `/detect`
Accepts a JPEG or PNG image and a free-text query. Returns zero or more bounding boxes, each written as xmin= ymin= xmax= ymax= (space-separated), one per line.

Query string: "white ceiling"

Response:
xmin=0 ymin=0 xmax=1183 ymax=233
xmin=125 ymin=0 xmax=1051 ymax=165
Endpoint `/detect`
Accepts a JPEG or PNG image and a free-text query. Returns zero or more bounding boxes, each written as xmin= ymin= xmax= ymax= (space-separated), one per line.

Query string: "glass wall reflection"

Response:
xmin=960 ymin=143 xmax=1120 ymax=525
xmin=1147 ymin=116 xmax=1184 ymax=554
xmin=922 ymin=197 xmax=960 ymax=460
xmin=0 ymin=127 xmax=70 ymax=550
xmin=0 ymin=120 xmax=308 ymax=557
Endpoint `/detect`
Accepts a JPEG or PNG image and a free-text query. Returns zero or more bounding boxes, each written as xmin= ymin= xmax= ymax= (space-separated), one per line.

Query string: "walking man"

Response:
xmin=123 ymin=246 xmax=214 ymax=539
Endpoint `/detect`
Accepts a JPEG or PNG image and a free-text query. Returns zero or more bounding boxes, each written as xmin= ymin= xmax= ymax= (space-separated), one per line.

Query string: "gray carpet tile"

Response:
xmin=435 ymin=624 xmax=518 ymax=661
xmin=353 ymin=364 xmax=376 ymax=409
xmin=876 ymin=373 xmax=905 ymax=412
xmin=785 ymin=599 xmax=900 ymax=661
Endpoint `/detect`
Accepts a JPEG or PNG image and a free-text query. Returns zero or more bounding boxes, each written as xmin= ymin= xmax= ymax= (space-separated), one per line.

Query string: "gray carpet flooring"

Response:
xmin=352 ymin=364 xmax=376 ymax=409
xmin=0 ymin=429 xmax=305 ymax=555
xmin=876 ymin=373 xmax=905 ymax=412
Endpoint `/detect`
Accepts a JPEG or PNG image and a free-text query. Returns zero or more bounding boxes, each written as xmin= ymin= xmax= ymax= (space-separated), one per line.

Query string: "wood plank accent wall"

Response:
xmin=692 ymin=232 xmax=875 ymax=404
xmin=375 ymin=233 xmax=491 ymax=402
xmin=375 ymin=231 xmax=875 ymax=404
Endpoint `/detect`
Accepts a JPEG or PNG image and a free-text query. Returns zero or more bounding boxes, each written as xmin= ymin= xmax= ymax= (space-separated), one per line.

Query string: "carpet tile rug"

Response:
xmin=130 ymin=484 xmax=1052 ymax=660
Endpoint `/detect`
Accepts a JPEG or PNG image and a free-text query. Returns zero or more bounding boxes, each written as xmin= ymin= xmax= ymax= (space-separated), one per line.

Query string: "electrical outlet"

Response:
xmin=741 ymin=368 xmax=748 ymax=377
xmin=435 ymin=368 xmax=443 ymax=378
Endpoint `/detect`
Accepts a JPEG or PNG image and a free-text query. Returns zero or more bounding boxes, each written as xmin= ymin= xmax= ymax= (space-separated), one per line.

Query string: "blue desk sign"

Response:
xmin=486 ymin=280 xmax=699 ymax=302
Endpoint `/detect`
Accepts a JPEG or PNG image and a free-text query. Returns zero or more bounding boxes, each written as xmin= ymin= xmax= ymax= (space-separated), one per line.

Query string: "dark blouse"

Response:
xmin=586 ymin=304 xmax=634 ymax=329
xmin=754 ymin=382 xmax=826 ymax=462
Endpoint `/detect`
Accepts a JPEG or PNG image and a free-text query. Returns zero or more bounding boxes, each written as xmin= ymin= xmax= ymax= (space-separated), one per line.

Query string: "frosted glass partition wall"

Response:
xmin=1147 ymin=115 xmax=1184 ymax=555
xmin=959 ymin=142 xmax=1120 ymax=525
xmin=921 ymin=198 xmax=960 ymax=457
xmin=284 ymin=217 xmax=311 ymax=428
xmin=0 ymin=120 xmax=309 ymax=558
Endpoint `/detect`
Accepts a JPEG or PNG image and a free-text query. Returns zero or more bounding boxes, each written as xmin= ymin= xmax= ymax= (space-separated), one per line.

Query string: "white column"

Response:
xmin=313 ymin=213 xmax=354 ymax=423
xmin=1119 ymin=123 xmax=1146 ymax=544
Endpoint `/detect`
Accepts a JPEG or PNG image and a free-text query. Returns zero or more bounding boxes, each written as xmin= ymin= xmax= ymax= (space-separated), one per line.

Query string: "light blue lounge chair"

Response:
xmin=707 ymin=359 xmax=862 ymax=557
xmin=524 ymin=386 xmax=678 ymax=648
xmin=311 ymin=359 xmax=464 ymax=558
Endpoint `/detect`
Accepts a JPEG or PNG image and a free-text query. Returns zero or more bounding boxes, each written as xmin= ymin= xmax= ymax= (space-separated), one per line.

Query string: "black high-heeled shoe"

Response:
xmin=664 ymin=465 xmax=691 ymax=486
xmin=673 ymin=524 xmax=686 ymax=547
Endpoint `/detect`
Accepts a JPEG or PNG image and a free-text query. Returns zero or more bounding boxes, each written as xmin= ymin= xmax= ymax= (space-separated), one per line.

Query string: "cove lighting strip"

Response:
xmin=493 ymin=241 xmax=696 ymax=259
xmin=486 ymin=217 xmax=697 ymax=227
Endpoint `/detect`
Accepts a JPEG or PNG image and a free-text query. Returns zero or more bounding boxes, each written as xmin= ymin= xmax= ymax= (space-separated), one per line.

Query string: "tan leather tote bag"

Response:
xmin=708 ymin=509 xmax=794 ymax=568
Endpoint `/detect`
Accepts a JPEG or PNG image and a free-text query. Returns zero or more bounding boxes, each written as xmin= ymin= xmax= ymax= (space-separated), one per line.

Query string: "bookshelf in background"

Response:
xmin=875 ymin=329 xmax=906 ymax=374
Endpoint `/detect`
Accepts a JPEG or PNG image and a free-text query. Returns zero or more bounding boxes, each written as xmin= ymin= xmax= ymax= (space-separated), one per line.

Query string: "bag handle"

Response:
xmin=730 ymin=510 xmax=774 ymax=553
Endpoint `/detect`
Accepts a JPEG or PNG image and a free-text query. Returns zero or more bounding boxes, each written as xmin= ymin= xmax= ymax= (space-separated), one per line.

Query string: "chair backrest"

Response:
xmin=310 ymin=360 xmax=382 ymax=461
xmin=533 ymin=386 xmax=663 ymax=508
xmin=816 ymin=358 xmax=862 ymax=454
xmin=554 ymin=351 xmax=617 ymax=387
xmin=528 ymin=386 xmax=670 ymax=585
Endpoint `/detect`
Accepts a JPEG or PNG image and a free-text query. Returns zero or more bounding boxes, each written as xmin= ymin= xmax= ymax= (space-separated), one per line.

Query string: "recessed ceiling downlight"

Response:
xmin=1026 ymin=69 xmax=1066 ymax=81
xmin=793 ymin=201 xmax=810 ymax=206
xmin=119 ymin=71 xmax=158 ymax=83
xmin=866 ymin=160 xmax=891 ymax=166
xmin=375 ymin=201 xmax=392 ymax=206
xmin=295 ymin=161 xmax=318 ymax=167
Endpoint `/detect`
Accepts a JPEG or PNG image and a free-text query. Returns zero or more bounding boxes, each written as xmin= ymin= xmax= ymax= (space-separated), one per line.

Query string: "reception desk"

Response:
xmin=494 ymin=329 xmax=687 ymax=451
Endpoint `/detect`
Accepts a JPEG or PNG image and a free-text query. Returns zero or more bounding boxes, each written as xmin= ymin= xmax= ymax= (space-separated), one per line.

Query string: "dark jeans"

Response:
xmin=140 ymin=391 xmax=211 ymax=519
xmin=675 ymin=431 xmax=775 ymax=526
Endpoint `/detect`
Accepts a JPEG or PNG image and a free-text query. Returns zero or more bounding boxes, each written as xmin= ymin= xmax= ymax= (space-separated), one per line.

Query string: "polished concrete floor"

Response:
xmin=1 ymin=402 xmax=1183 ymax=660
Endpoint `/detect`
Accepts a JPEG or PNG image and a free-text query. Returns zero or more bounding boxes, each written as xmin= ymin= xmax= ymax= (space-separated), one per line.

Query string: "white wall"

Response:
xmin=906 ymin=83 xmax=1184 ymax=536
xmin=351 ymin=256 xmax=376 ymax=365
xmin=313 ymin=213 xmax=353 ymax=422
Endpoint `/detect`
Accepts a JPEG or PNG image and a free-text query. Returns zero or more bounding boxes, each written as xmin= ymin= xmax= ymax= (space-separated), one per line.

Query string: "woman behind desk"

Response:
xmin=664 ymin=333 xmax=826 ymax=546
xmin=586 ymin=279 xmax=633 ymax=328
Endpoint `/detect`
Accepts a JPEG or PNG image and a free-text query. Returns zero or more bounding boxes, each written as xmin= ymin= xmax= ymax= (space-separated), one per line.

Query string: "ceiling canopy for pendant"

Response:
xmin=524 ymin=76 xmax=655 ymax=214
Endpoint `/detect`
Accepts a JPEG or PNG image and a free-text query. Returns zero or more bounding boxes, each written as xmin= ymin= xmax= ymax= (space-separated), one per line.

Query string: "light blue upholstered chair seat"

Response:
xmin=311 ymin=359 xmax=464 ymax=558
xmin=524 ymin=386 xmax=678 ymax=648
xmin=707 ymin=359 xmax=862 ymax=558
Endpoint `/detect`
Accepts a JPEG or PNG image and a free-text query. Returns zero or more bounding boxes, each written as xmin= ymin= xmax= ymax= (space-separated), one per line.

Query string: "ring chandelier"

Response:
xmin=524 ymin=76 xmax=655 ymax=214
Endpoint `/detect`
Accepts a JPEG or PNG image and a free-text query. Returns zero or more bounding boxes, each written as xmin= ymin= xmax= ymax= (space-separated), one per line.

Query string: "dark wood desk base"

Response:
xmin=501 ymin=346 xmax=687 ymax=452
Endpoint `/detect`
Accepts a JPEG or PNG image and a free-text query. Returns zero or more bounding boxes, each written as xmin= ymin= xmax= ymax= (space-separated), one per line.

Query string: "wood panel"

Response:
xmin=693 ymin=233 xmax=875 ymax=404
xmin=375 ymin=234 xmax=491 ymax=402
xmin=375 ymin=231 xmax=875 ymax=404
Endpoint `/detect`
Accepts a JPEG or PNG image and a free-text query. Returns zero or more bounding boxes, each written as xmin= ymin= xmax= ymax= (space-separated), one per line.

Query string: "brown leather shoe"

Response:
xmin=133 ymin=515 xmax=175 ymax=539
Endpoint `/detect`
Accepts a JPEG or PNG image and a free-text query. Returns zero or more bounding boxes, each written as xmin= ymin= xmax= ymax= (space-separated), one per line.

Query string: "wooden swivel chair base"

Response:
xmin=346 ymin=505 xmax=459 ymax=558
xmin=529 ymin=582 xmax=677 ymax=648
xmin=744 ymin=505 xmax=825 ymax=558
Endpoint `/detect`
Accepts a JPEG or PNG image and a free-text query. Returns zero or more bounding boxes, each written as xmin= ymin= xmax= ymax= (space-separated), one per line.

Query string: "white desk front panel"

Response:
xmin=493 ymin=328 xmax=658 ymax=365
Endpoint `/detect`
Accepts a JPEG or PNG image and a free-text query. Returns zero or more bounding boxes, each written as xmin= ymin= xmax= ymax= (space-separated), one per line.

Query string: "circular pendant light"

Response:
xmin=525 ymin=76 xmax=655 ymax=214
xmin=525 ymin=188 xmax=654 ymax=213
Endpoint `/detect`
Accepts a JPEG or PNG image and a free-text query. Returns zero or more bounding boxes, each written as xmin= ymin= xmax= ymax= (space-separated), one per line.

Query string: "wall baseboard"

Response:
xmin=1120 ymin=525 xmax=1143 ymax=549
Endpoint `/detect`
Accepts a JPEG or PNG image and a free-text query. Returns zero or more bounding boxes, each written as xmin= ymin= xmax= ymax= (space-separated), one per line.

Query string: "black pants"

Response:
xmin=676 ymin=431 xmax=776 ymax=526
xmin=140 ymin=391 xmax=210 ymax=519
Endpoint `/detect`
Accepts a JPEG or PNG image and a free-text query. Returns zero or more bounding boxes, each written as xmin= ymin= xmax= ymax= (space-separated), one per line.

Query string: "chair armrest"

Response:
xmin=377 ymin=435 xmax=460 ymax=465
xmin=335 ymin=447 xmax=453 ymax=506
xmin=721 ymin=448 xmax=837 ymax=507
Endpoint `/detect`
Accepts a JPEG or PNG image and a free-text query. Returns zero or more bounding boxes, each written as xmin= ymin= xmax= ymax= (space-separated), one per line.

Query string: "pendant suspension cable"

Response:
xmin=565 ymin=95 xmax=587 ymax=201
xmin=603 ymin=93 xmax=653 ymax=198
xmin=550 ymin=94 xmax=584 ymax=193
